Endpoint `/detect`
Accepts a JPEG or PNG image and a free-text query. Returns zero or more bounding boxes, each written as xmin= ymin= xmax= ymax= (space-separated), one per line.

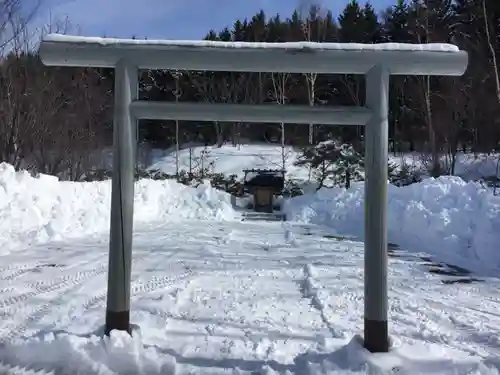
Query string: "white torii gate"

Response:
xmin=39 ymin=34 xmax=468 ymax=353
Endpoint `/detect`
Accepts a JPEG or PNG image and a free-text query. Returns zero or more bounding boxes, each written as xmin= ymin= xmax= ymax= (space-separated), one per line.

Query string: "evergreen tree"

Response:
xmin=383 ymin=0 xmax=412 ymax=42
xmin=218 ymin=27 xmax=231 ymax=41
xmin=232 ymin=20 xmax=245 ymax=41
xmin=338 ymin=0 xmax=365 ymax=42
xmin=295 ymin=140 xmax=364 ymax=189
xmin=363 ymin=2 xmax=383 ymax=42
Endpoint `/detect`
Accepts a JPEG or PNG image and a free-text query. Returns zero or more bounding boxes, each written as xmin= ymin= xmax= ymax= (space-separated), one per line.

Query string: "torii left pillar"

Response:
xmin=105 ymin=59 xmax=138 ymax=335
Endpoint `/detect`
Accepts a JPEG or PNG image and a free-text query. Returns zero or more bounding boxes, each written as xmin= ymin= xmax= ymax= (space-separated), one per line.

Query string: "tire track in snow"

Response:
xmin=6 ymin=267 xmax=199 ymax=343
xmin=0 ymin=245 xmax=107 ymax=283
xmin=0 ymin=246 xmax=167 ymax=311
xmin=46 ymin=246 xmax=200 ymax=336
xmin=0 ymin=252 xmax=150 ymax=343
xmin=0 ymin=261 xmax=40 ymax=275
xmin=0 ymin=252 xmax=108 ymax=293
xmin=0 ymin=361 xmax=55 ymax=375
xmin=298 ymin=264 xmax=345 ymax=339
xmin=0 ymin=263 xmax=47 ymax=281
xmin=71 ymin=269 xmax=198 ymax=320
xmin=0 ymin=266 xmax=109 ymax=310
xmin=0 ymin=265 xmax=115 ymax=343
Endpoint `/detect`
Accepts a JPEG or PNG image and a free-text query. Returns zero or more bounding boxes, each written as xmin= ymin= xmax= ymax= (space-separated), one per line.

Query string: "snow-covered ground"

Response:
xmin=0 ymin=220 xmax=499 ymax=374
xmin=0 ymin=142 xmax=500 ymax=374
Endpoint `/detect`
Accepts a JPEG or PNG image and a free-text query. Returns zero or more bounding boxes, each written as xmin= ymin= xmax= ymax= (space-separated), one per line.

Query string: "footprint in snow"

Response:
xmin=284 ymin=229 xmax=298 ymax=247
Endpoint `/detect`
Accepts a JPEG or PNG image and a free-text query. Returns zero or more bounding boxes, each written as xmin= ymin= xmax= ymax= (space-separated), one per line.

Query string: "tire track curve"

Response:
xmin=0 ymin=266 xmax=109 ymax=310
xmin=7 ymin=269 xmax=199 ymax=343
xmin=0 ymin=243 xmax=196 ymax=343
xmin=0 ymin=252 xmax=152 ymax=343
xmin=0 ymin=263 xmax=47 ymax=282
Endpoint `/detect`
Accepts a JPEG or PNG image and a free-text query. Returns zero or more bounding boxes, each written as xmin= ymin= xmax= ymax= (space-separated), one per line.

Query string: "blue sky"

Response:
xmin=37 ymin=0 xmax=395 ymax=40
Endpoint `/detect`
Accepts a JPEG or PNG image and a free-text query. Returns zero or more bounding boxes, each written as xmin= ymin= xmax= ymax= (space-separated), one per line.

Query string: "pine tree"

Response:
xmin=384 ymin=0 xmax=412 ymax=42
xmin=295 ymin=140 xmax=364 ymax=189
xmin=335 ymin=143 xmax=365 ymax=188
xmin=363 ymin=2 xmax=383 ymax=42
xmin=383 ymin=0 xmax=413 ymax=154
xmin=338 ymin=0 xmax=365 ymax=42
xmin=232 ymin=20 xmax=245 ymax=41
xmin=218 ymin=27 xmax=231 ymax=41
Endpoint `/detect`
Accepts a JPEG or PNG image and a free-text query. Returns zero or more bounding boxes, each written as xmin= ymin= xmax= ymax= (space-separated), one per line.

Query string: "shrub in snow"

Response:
xmin=282 ymin=179 xmax=304 ymax=197
xmin=82 ymin=167 xmax=174 ymax=182
xmin=82 ymin=165 xmax=246 ymax=196
xmin=207 ymin=173 xmax=243 ymax=196
xmin=389 ymin=160 xmax=423 ymax=187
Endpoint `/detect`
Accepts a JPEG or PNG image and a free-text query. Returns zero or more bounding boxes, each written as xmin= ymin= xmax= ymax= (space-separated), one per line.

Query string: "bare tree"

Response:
xmin=0 ymin=54 xmax=34 ymax=167
xmin=0 ymin=0 xmax=42 ymax=165
xmin=270 ymin=72 xmax=292 ymax=171
xmin=482 ymin=0 xmax=500 ymax=105
xmin=0 ymin=0 xmax=41 ymax=52
xmin=218 ymin=71 xmax=247 ymax=147
xmin=298 ymin=0 xmax=326 ymax=145
xmin=408 ymin=1 xmax=442 ymax=176
xmin=0 ymin=15 xmax=112 ymax=179
xmin=171 ymin=70 xmax=182 ymax=175
xmin=189 ymin=71 xmax=227 ymax=146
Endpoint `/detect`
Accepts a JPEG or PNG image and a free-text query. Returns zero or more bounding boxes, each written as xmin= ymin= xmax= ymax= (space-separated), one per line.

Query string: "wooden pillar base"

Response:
xmin=105 ymin=310 xmax=131 ymax=336
xmin=364 ymin=318 xmax=389 ymax=353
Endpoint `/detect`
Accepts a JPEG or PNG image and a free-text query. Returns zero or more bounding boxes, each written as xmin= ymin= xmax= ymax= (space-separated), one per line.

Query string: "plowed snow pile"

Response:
xmin=0 ymin=163 xmax=235 ymax=252
xmin=284 ymin=176 xmax=500 ymax=274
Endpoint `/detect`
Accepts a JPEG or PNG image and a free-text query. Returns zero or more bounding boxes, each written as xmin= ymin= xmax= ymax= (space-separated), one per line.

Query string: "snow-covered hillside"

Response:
xmin=148 ymin=144 xmax=310 ymax=180
xmin=148 ymin=144 xmax=500 ymax=182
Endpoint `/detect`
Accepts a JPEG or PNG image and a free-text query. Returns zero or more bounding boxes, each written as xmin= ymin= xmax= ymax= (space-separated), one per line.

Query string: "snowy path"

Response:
xmin=0 ymin=220 xmax=499 ymax=374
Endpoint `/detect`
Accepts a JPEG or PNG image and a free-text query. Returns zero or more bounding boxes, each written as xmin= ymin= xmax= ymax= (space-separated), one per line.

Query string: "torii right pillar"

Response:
xmin=364 ymin=64 xmax=390 ymax=353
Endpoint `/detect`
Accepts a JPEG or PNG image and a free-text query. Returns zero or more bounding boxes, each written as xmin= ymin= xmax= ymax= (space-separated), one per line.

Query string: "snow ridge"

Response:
xmin=299 ymin=264 xmax=344 ymax=339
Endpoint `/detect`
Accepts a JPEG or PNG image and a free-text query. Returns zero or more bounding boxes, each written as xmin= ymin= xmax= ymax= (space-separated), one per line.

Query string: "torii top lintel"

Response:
xmin=39 ymin=34 xmax=468 ymax=76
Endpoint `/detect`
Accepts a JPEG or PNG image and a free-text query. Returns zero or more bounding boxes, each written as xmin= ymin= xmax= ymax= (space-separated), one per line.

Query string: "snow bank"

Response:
xmin=284 ymin=176 xmax=500 ymax=274
xmin=2 ymin=331 xmax=498 ymax=375
xmin=0 ymin=331 xmax=499 ymax=375
xmin=0 ymin=163 xmax=236 ymax=252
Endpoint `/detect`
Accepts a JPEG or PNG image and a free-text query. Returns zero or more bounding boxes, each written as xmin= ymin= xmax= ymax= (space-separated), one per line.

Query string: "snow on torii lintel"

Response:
xmin=43 ymin=33 xmax=460 ymax=53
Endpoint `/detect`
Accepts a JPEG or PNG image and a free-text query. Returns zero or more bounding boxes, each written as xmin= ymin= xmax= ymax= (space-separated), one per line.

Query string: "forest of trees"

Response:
xmin=0 ymin=0 xmax=499 ymax=180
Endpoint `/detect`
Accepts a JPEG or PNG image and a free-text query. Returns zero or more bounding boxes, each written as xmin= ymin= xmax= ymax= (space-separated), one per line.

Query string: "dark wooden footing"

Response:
xmin=364 ymin=318 xmax=389 ymax=352
xmin=105 ymin=310 xmax=131 ymax=336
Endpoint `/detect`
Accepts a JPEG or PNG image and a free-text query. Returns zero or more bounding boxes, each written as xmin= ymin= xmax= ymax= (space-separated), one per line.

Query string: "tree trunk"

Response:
xmin=482 ymin=0 xmax=500 ymax=105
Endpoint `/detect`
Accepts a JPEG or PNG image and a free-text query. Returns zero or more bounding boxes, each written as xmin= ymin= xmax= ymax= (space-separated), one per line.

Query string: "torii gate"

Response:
xmin=39 ymin=35 xmax=468 ymax=353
